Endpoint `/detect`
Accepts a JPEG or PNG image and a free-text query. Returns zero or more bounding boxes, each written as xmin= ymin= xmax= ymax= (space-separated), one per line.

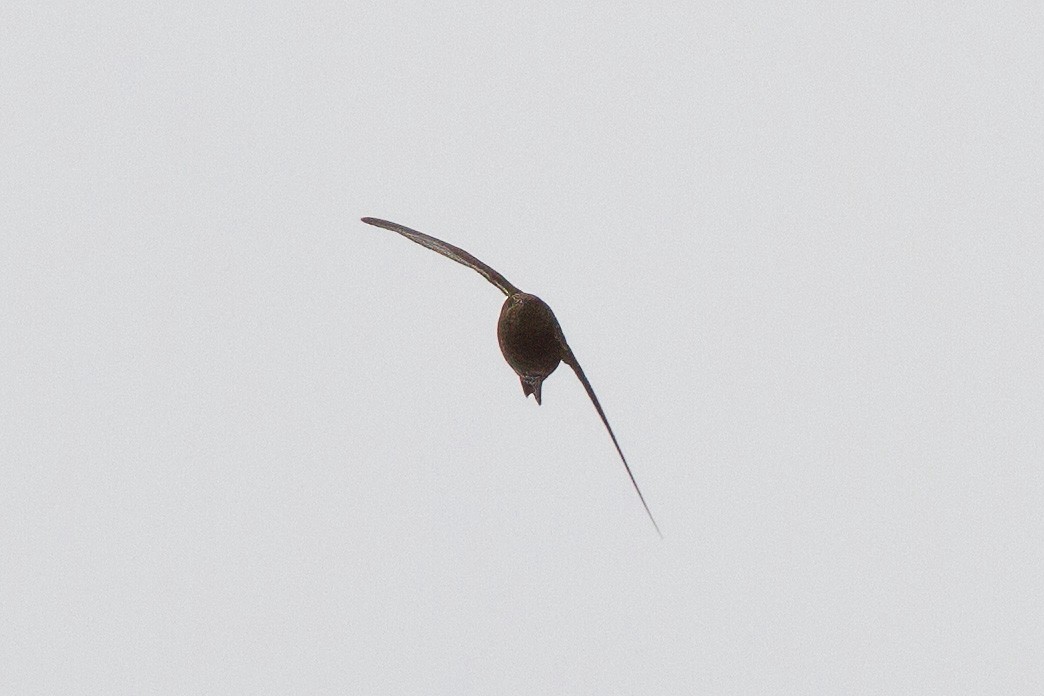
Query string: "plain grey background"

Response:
xmin=2 ymin=1 xmax=1041 ymax=693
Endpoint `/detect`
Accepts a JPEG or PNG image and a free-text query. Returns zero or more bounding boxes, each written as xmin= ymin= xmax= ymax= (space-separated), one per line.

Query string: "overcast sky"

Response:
xmin=2 ymin=1 xmax=1042 ymax=693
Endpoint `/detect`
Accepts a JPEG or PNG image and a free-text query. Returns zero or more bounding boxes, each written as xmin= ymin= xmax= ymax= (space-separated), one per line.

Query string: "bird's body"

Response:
xmin=361 ymin=216 xmax=662 ymax=537
xmin=497 ymin=292 xmax=562 ymax=405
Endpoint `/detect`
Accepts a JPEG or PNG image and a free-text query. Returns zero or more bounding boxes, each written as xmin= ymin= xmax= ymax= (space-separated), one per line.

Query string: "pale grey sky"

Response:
xmin=2 ymin=1 xmax=1042 ymax=693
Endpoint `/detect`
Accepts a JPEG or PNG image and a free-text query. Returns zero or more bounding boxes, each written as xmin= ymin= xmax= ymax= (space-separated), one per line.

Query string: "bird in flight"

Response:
xmin=362 ymin=217 xmax=662 ymax=538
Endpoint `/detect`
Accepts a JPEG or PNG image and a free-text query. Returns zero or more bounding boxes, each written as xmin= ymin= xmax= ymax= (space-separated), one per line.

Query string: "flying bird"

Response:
xmin=362 ymin=217 xmax=662 ymax=538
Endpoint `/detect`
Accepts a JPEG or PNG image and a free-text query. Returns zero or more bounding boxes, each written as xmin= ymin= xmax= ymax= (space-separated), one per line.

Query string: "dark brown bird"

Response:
xmin=362 ymin=217 xmax=662 ymax=538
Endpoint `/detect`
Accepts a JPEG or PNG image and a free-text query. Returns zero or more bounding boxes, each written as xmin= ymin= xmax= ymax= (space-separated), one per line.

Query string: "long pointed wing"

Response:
xmin=561 ymin=345 xmax=663 ymax=538
xmin=362 ymin=217 xmax=520 ymax=297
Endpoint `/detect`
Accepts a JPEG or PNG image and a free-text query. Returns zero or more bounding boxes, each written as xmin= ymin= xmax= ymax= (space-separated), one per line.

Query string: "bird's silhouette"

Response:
xmin=362 ymin=217 xmax=662 ymax=538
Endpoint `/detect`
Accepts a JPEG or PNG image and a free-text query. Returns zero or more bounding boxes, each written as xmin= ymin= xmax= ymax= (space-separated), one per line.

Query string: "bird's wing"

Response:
xmin=362 ymin=217 xmax=521 ymax=297
xmin=560 ymin=343 xmax=663 ymax=538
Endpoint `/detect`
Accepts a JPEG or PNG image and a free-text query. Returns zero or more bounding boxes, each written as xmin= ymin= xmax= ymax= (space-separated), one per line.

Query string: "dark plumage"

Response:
xmin=362 ymin=217 xmax=662 ymax=538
